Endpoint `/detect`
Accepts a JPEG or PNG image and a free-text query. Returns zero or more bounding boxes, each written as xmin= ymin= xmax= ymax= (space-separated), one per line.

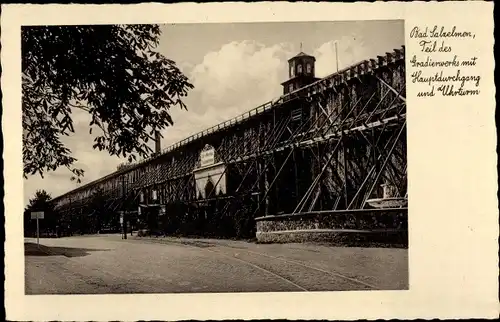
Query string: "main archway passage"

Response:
xmin=193 ymin=144 xmax=230 ymax=236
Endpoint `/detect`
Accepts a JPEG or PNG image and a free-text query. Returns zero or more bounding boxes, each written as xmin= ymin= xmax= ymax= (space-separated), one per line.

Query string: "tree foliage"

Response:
xmin=24 ymin=189 xmax=56 ymax=236
xmin=25 ymin=189 xmax=53 ymax=212
xmin=87 ymin=187 xmax=111 ymax=230
xmin=22 ymin=24 xmax=194 ymax=182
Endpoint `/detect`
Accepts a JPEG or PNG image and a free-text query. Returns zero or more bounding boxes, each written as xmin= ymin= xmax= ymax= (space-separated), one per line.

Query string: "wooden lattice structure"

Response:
xmin=51 ymin=47 xmax=407 ymax=238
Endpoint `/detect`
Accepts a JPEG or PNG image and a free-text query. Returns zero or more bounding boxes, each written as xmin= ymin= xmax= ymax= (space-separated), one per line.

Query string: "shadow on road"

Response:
xmin=24 ymin=242 xmax=110 ymax=258
xmin=179 ymin=240 xmax=216 ymax=248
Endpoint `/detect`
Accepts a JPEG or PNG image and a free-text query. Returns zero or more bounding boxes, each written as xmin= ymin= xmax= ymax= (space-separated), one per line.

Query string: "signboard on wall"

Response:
xmin=200 ymin=145 xmax=215 ymax=167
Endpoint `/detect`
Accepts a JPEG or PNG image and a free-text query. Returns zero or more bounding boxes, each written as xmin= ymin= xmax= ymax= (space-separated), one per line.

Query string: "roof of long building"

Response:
xmin=50 ymin=46 xmax=405 ymax=201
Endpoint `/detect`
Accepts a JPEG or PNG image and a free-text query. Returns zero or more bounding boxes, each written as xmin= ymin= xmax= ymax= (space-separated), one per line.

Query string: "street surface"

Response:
xmin=25 ymin=235 xmax=408 ymax=294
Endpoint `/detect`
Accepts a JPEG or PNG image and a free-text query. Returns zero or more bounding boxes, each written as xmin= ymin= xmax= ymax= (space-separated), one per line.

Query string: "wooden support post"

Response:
xmin=264 ymin=158 xmax=270 ymax=217
xmin=362 ymin=122 xmax=407 ymax=208
xmin=294 ymin=138 xmax=342 ymax=214
xmin=292 ymin=149 xmax=299 ymax=205
xmin=317 ymin=142 xmax=322 ymax=211
xmin=341 ymin=131 xmax=349 ymax=209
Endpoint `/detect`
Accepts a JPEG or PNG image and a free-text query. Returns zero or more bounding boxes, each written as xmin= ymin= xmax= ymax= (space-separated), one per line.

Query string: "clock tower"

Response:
xmin=281 ymin=51 xmax=320 ymax=95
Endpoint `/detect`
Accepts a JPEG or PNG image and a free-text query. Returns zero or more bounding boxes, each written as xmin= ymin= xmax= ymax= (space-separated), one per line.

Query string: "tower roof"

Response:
xmin=288 ymin=52 xmax=316 ymax=61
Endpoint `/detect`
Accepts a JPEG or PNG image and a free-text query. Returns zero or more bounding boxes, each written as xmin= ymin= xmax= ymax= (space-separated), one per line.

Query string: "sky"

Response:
xmin=23 ymin=20 xmax=404 ymax=207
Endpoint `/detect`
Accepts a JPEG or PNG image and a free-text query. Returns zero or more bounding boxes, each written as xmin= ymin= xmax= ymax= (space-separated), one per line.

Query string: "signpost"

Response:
xmin=30 ymin=211 xmax=44 ymax=247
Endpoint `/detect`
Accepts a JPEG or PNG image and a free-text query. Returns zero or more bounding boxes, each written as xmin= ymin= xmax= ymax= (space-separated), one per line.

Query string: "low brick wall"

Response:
xmin=255 ymin=208 xmax=408 ymax=247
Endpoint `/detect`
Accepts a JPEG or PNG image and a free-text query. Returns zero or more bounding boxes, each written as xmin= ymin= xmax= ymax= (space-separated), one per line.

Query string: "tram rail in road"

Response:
xmin=25 ymin=235 xmax=408 ymax=294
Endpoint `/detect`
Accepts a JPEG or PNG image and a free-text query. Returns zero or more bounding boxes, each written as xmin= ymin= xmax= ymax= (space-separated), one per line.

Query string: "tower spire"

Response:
xmin=300 ymin=42 xmax=303 ymax=52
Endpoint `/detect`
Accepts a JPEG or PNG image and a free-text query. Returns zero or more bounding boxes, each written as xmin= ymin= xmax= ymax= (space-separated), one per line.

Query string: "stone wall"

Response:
xmin=255 ymin=208 xmax=407 ymax=247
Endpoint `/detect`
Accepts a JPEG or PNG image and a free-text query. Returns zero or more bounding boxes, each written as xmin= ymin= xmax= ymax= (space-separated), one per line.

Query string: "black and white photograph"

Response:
xmin=22 ymin=20 xmax=408 ymax=294
xmin=3 ymin=2 xmax=498 ymax=321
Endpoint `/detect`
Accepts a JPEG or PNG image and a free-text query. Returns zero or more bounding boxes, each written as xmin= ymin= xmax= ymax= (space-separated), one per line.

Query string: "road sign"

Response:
xmin=30 ymin=211 xmax=44 ymax=247
xmin=31 ymin=211 xmax=44 ymax=219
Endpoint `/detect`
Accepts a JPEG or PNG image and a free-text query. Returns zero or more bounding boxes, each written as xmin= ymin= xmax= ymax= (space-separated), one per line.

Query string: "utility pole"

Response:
xmin=121 ymin=176 xmax=127 ymax=239
xmin=335 ymin=41 xmax=339 ymax=72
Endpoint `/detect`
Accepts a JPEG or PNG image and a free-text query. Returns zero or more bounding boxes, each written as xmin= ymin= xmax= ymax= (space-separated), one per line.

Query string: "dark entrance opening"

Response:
xmin=138 ymin=205 xmax=161 ymax=236
xmin=205 ymin=177 xmax=215 ymax=199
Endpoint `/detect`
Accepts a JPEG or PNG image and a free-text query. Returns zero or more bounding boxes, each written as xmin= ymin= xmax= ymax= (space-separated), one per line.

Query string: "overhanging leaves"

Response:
xmin=22 ymin=24 xmax=194 ymax=181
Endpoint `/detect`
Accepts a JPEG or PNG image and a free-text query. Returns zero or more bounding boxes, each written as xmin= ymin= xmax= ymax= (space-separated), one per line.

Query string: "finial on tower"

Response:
xmin=300 ymin=42 xmax=303 ymax=52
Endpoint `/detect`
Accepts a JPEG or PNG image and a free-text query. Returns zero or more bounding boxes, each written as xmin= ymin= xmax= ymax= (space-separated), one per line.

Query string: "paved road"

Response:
xmin=25 ymin=235 xmax=408 ymax=294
